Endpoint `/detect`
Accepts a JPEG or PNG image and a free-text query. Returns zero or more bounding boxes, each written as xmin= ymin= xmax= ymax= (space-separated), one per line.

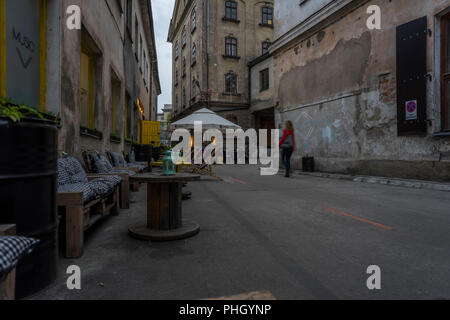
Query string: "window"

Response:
xmin=262 ymin=7 xmax=273 ymax=26
xmin=192 ymin=44 xmax=197 ymax=65
xmin=182 ymin=87 xmax=186 ymax=107
xmin=175 ymin=41 xmax=179 ymax=59
xmin=262 ymin=41 xmax=271 ymax=55
xmin=260 ymin=68 xmax=269 ymax=92
xmin=191 ymin=9 xmax=197 ymax=31
xmin=225 ymin=72 xmax=237 ymax=94
xmin=80 ymin=51 xmax=95 ymax=129
xmin=182 ymin=58 xmax=186 ymax=76
xmin=225 ymin=37 xmax=237 ymax=57
xmin=225 ymin=1 xmax=237 ymax=21
xmin=442 ymin=13 xmax=450 ymax=131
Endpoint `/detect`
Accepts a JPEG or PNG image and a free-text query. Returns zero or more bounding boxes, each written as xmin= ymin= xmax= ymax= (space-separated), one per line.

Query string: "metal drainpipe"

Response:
xmin=206 ymin=0 xmax=210 ymax=110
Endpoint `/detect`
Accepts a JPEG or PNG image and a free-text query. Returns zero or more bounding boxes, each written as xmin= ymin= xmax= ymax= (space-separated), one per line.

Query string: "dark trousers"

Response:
xmin=282 ymin=147 xmax=294 ymax=170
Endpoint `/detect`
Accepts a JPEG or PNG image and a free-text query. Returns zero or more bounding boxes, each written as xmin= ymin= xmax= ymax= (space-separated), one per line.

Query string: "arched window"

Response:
xmin=191 ymin=9 xmax=197 ymax=31
xmin=192 ymin=44 xmax=197 ymax=64
xmin=225 ymin=37 xmax=237 ymax=57
xmin=225 ymin=72 xmax=237 ymax=94
xmin=225 ymin=1 xmax=237 ymax=20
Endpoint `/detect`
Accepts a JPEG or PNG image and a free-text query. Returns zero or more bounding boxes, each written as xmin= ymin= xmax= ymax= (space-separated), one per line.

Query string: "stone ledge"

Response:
xmin=296 ymin=171 xmax=450 ymax=192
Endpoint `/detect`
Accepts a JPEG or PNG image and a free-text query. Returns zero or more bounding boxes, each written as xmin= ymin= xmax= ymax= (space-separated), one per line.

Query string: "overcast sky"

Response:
xmin=153 ymin=0 xmax=175 ymax=112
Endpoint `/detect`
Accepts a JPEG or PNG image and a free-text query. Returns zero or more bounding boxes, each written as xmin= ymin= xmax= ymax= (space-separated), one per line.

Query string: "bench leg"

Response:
xmin=0 ymin=269 xmax=15 ymax=300
xmin=111 ymin=187 xmax=120 ymax=216
xmin=120 ymin=180 xmax=130 ymax=209
xmin=131 ymin=181 xmax=140 ymax=192
xmin=66 ymin=205 xmax=84 ymax=258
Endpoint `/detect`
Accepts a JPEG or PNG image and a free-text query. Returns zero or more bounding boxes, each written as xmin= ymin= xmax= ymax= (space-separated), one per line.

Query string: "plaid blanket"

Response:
xmin=0 ymin=236 xmax=39 ymax=279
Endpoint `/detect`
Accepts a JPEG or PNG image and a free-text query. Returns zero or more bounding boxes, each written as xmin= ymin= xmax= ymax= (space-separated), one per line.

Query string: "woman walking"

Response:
xmin=279 ymin=121 xmax=296 ymax=178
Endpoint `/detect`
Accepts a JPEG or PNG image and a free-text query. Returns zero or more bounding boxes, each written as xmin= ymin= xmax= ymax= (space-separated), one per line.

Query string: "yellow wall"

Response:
xmin=140 ymin=121 xmax=161 ymax=146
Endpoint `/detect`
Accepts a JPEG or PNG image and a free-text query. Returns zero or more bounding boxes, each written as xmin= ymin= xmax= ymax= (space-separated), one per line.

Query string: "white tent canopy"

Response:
xmin=171 ymin=108 xmax=241 ymax=130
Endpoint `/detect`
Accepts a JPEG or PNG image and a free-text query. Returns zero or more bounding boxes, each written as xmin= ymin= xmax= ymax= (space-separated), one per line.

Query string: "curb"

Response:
xmin=296 ymin=172 xmax=450 ymax=192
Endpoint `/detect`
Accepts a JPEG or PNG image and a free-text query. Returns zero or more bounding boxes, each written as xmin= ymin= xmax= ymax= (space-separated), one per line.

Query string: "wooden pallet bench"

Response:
xmin=57 ymin=182 xmax=120 ymax=259
xmin=0 ymin=225 xmax=17 ymax=300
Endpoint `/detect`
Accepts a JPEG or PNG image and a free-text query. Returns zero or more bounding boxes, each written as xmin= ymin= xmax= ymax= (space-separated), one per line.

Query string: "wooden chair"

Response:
xmin=0 ymin=225 xmax=17 ymax=300
xmin=191 ymin=163 xmax=223 ymax=181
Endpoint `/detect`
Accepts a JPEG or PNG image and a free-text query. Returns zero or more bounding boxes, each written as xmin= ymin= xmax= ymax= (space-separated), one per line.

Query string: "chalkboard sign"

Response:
xmin=5 ymin=0 xmax=41 ymax=109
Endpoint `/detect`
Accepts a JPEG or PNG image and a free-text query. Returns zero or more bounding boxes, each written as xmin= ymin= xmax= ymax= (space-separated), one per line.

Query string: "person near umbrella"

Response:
xmin=279 ymin=121 xmax=296 ymax=178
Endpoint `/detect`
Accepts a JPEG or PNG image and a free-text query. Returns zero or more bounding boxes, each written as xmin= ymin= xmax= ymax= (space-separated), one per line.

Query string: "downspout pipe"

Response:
xmin=206 ymin=0 xmax=210 ymax=109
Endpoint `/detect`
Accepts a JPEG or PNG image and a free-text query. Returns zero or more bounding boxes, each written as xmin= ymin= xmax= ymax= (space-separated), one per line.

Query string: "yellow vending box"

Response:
xmin=140 ymin=121 xmax=161 ymax=146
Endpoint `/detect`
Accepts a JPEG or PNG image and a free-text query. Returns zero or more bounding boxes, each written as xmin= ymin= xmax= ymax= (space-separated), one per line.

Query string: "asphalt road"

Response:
xmin=34 ymin=165 xmax=450 ymax=300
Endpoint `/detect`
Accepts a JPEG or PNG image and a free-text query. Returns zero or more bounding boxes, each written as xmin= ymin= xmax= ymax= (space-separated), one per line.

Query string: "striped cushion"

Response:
xmin=58 ymin=183 xmax=97 ymax=203
xmin=110 ymin=152 xmax=127 ymax=167
xmin=58 ymin=157 xmax=89 ymax=186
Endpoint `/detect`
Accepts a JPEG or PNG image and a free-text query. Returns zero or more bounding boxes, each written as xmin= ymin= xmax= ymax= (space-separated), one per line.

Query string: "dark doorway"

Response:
xmin=254 ymin=108 xmax=275 ymax=148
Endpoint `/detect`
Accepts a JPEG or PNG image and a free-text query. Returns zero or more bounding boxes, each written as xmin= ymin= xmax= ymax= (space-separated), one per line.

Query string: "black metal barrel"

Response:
xmin=0 ymin=117 xmax=58 ymax=299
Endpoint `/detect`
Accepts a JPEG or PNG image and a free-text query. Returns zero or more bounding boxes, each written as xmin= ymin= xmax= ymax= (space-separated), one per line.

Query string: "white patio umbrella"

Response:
xmin=171 ymin=108 xmax=241 ymax=130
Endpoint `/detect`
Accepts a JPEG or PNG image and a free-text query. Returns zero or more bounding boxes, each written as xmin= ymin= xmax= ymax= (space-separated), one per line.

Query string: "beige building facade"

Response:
xmin=168 ymin=0 xmax=274 ymax=130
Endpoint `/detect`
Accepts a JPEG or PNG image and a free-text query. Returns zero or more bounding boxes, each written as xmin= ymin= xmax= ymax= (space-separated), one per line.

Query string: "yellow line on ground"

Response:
xmin=316 ymin=205 xmax=393 ymax=231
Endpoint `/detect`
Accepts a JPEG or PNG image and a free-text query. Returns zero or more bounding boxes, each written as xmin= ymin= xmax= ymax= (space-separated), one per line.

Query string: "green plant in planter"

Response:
xmin=0 ymin=98 xmax=45 ymax=122
xmin=110 ymin=133 xmax=121 ymax=141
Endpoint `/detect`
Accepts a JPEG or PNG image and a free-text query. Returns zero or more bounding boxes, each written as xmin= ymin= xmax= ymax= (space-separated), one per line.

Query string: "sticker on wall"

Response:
xmin=405 ymin=100 xmax=418 ymax=121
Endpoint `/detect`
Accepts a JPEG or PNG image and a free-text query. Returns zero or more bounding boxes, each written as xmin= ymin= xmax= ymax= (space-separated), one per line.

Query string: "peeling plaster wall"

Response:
xmin=274 ymin=0 xmax=450 ymax=181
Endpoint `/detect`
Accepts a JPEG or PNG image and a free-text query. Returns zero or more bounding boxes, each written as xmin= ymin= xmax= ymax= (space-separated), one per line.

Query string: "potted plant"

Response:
xmin=0 ymin=98 xmax=59 ymax=299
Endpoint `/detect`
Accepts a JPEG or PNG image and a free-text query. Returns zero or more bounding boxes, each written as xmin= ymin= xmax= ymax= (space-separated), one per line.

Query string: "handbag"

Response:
xmin=281 ymin=134 xmax=293 ymax=149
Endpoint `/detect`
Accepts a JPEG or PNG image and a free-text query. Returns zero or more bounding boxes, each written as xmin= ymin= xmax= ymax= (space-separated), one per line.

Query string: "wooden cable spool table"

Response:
xmin=128 ymin=173 xmax=201 ymax=241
